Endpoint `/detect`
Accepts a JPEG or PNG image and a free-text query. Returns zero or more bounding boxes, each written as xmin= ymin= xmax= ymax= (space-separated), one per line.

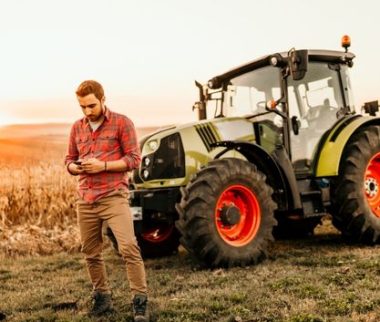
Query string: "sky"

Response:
xmin=1 ymin=0 xmax=380 ymax=128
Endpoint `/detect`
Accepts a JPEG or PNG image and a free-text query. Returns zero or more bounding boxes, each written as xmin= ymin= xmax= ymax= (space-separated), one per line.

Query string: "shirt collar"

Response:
xmin=104 ymin=106 xmax=111 ymax=120
xmin=81 ymin=106 xmax=111 ymax=128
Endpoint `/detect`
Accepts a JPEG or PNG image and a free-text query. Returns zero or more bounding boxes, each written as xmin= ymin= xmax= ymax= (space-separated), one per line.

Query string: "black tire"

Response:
xmin=331 ymin=125 xmax=380 ymax=244
xmin=136 ymin=220 xmax=180 ymax=258
xmin=105 ymin=219 xmax=180 ymax=258
xmin=176 ymin=158 xmax=277 ymax=268
xmin=273 ymin=217 xmax=321 ymax=239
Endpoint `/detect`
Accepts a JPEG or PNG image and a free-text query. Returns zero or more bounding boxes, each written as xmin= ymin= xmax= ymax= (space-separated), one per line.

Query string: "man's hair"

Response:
xmin=76 ymin=80 xmax=104 ymax=101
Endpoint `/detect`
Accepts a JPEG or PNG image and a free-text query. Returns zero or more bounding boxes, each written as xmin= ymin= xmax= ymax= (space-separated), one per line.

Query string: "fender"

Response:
xmin=314 ymin=115 xmax=380 ymax=177
xmin=212 ymin=141 xmax=299 ymax=211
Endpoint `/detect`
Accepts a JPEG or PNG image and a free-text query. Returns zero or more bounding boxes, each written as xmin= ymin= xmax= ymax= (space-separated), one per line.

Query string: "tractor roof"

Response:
xmin=208 ymin=50 xmax=355 ymax=88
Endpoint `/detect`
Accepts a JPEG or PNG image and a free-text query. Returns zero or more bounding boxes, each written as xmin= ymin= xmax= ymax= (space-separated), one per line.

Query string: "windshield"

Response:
xmin=288 ymin=62 xmax=354 ymax=121
xmin=288 ymin=62 xmax=355 ymax=162
xmin=205 ymin=66 xmax=282 ymax=119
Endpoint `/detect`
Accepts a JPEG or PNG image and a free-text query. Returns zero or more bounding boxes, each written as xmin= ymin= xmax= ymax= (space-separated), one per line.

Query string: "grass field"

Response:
xmin=0 ymin=125 xmax=380 ymax=321
xmin=0 ymin=222 xmax=379 ymax=322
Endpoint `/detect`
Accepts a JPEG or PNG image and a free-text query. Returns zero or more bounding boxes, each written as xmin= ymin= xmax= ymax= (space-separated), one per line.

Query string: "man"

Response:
xmin=65 ymin=80 xmax=149 ymax=322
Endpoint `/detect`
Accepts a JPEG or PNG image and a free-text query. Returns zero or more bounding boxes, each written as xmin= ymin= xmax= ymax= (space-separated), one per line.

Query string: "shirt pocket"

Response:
xmin=98 ymin=132 xmax=120 ymax=151
xmin=75 ymin=135 xmax=91 ymax=155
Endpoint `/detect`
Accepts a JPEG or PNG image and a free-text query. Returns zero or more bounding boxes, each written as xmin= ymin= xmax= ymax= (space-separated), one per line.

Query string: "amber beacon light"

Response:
xmin=341 ymin=35 xmax=351 ymax=52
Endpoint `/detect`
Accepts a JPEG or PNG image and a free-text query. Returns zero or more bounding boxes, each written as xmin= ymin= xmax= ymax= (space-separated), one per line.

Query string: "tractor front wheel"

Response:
xmin=273 ymin=217 xmax=321 ymax=239
xmin=137 ymin=218 xmax=180 ymax=258
xmin=176 ymin=158 xmax=277 ymax=267
xmin=105 ymin=216 xmax=180 ymax=258
xmin=332 ymin=125 xmax=380 ymax=243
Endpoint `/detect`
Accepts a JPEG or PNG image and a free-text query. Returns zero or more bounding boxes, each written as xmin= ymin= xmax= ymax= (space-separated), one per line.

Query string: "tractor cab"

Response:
xmin=193 ymin=37 xmax=356 ymax=174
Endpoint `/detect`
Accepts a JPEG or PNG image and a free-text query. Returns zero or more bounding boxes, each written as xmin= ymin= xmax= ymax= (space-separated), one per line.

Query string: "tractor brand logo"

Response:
xmin=195 ymin=123 xmax=220 ymax=152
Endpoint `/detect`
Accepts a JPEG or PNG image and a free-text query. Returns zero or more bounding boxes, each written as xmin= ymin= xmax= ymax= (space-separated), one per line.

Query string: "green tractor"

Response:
xmin=122 ymin=36 xmax=380 ymax=267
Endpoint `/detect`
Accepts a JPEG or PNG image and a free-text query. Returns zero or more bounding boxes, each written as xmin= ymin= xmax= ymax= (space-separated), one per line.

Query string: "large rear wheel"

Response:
xmin=332 ymin=125 xmax=380 ymax=243
xmin=176 ymin=158 xmax=277 ymax=267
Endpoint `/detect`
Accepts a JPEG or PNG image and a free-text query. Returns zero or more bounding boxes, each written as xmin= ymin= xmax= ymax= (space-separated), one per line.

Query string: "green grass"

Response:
xmin=1 ymin=231 xmax=380 ymax=322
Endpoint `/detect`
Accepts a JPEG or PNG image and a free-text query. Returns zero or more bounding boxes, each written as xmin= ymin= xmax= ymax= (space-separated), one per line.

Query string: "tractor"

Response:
xmin=112 ymin=36 xmax=380 ymax=267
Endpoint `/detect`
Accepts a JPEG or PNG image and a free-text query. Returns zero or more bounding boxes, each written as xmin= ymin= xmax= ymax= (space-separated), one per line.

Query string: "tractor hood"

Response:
xmin=134 ymin=115 xmax=264 ymax=188
xmin=140 ymin=116 xmax=256 ymax=155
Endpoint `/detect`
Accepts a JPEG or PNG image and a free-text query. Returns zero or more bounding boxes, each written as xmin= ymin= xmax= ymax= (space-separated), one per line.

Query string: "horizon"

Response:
xmin=0 ymin=121 xmax=166 ymax=128
xmin=1 ymin=1 xmax=380 ymax=128
xmin=0 ymin=121 xmax=164 ymax=141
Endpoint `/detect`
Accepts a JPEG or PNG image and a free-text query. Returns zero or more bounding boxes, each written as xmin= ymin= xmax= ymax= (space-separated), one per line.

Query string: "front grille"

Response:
xmin=151 ymin=133 xmax=185 ymax=179
xmin=139 ymin=133 xmax=185 ymax=181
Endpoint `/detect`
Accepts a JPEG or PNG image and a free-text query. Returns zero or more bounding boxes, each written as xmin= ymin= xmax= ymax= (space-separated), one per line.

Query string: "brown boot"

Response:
xmin=132 ymin=293 xmax=149 ymax=322
xmin=88 ymin=291 xmax=113 ymax=316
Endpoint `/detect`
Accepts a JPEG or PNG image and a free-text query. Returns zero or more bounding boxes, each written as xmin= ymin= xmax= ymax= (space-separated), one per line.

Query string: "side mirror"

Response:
xmin=193 ymin=101 xmax=206 ymax=120
xmin=289 ymin=49 xmax=308 ymax=81
xmin=363 ymin=100 xmax=379 ymax=116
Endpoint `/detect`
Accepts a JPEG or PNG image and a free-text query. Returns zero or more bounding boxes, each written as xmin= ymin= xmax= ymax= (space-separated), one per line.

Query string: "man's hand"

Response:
xmin=81 ymin=158 xmax=106 ymax=174
xmin=68 ymin=160 xmax=86 ymax=175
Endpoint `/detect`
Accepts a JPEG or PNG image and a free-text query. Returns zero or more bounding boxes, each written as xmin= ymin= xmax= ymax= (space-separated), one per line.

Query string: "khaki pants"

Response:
xmin=77 ymin=190 xmax=147 ymax=297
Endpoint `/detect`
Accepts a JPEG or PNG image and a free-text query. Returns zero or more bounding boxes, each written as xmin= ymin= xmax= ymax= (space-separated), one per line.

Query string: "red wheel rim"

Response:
xmin=215 ymin=184 xmax=261 ymax=247
xmin=364 ymin=152 xmax=380 ymax=218
xmin=142 ymin=224 xmax=174 ymax=243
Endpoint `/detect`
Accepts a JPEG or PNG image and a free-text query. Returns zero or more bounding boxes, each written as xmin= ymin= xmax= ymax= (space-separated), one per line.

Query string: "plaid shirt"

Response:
xmin=65 ymin=107 xmax=141 ymax=203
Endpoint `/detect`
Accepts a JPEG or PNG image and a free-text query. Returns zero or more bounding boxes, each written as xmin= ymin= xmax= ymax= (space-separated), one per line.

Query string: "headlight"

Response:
xmin=143 ymin=157 xmax=151 ymax=166
xmin=143 ymin=169 xmax=149 ymax=179
xmin=207 ymin=77 xmax=221 ymax=89
xmin=270 ymin=56 xmax=278 ymax=66
xmin=147 ymin=140 xmax=159 ymax=152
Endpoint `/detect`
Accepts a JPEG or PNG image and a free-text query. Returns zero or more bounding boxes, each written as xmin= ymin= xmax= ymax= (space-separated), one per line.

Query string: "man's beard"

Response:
xmin=88 ymin=105 xmax=105 ymax=123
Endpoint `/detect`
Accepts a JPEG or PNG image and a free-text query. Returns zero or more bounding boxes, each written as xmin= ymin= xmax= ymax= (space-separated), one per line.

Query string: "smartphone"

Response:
xmin=74 ymin=160 xmax=82 ymax=165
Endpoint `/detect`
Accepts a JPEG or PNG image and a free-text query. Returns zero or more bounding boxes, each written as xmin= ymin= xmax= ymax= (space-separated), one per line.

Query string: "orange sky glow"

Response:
xmin=1 ymin=0 xmax=380 ymax=128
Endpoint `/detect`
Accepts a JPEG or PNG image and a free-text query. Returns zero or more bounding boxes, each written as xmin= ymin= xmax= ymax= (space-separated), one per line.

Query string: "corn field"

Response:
xmin=0 ymin=163 xmax=77 ymax=227
xmin=0 ymin=132 xmax=83 ymax=256
xmin=0 ymin=128 xmax=155 ymax=257
xmin=0 ymin=161 xmax=82 ymax=256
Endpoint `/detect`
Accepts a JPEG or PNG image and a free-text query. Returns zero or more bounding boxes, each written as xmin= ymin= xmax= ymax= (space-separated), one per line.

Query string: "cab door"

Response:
xmin=287 ymin=62 xmax=345 ymax=174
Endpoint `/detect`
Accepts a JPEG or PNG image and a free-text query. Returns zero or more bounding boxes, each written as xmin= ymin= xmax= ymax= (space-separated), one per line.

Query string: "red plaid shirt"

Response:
xmin=65 ymin=107 xmax=141 ymax=203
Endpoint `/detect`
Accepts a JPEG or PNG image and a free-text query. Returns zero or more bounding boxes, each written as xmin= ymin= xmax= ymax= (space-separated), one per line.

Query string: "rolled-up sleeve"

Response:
xmin=64 ymin=124 xmax=79 ymax=173
xmin=120 ymin=117 xmax=141 ymax=171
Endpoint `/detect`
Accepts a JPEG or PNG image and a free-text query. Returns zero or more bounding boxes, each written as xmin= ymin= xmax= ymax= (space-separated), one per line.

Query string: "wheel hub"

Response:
xmin=142 ymin=220 xmax=174 ymax=243
xmin=220 ymin=205 xmax=241 ymax=226
xmin=365 ymin=177 xmax=378 ymax=198
xmin=364 ymin=152 xmax=380 ymax=218
xmin=215 ymin=184 xmax=261 ymax=247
